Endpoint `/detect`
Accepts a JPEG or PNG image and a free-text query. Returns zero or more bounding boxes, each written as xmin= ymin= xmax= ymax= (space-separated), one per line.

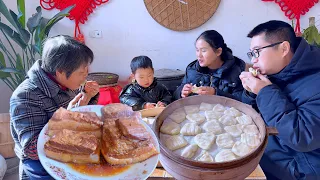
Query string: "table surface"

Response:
xmin=148 ymin=165 xmax=266 ymax=180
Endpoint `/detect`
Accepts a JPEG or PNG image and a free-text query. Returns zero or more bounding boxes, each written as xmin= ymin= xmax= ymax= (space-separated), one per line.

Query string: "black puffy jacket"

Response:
xmin=119 ymin=78 xmax=172 ymax=111
xmin=173 ymin=52 xmax=245 ymax=101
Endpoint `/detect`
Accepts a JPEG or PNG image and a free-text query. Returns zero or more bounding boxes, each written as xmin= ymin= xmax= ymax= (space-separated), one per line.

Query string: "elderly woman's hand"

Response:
xmin=181 ymin=83 xmax=193 ymax=98
xmin=84 ymin=81 xmax=99 ymax=98
xmin=197 ymin=86 xmax=216 ymax=95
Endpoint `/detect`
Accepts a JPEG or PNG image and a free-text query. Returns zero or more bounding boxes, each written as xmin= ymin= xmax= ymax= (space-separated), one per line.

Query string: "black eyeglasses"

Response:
xmin=247 ymin=41 xmax=283 ymax=60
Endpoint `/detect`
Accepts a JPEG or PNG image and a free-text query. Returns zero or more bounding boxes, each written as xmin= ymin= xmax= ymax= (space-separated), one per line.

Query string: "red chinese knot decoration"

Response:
xmin=262 ymin=0 xmax=319 ymax=34
xmin=40 ymin=0 xmax=109 ymax=43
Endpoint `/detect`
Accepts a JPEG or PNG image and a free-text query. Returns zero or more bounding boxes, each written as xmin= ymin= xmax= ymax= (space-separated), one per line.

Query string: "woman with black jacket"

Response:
xmin=173 ymin=30 xmax=246 ymax=101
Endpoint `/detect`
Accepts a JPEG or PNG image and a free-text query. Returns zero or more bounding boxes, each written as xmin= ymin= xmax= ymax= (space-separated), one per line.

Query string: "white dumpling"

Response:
xmin=194 ymin=133 xmax=216 ymax=150
xmin=241 ymin=133 xmax=260 ymax=148
xmin=160 ymin=121 xmax=180 ymax=135
xmin=199 ymin=103 xmax=214 ymax=111
xmin=169 ymin=108 xmax=186 ymax=124
xmin=205 ymin=110 xmax=223 ymax=121
xmin=180 ymin=123 xmax=202 ymax=136
xmin=224 ymin=107 xmax=242 ymax=117
xmin=181 ymin=144 xmax=198 ymax=159
xmin=184 ymin=105 xmax=200 ymax=114
xmin=232 ymin=141 xmax=252 ymax=157
xmin=216 ymin=133 xmax=235 ymax=148
xmin=203 ymin=121 xmax=223 ymax=134
xmin=212 ymin=104 xmax=226 ymax=112
xmin=215 ymin=149 xmax=237 ymax=162
xmin=196 ymin=150 xmax=214 ymax=163
xmin=243 ymin=125 xmax=259 ymax=135
xmin=224 ymin=124 xmax=243 ymax=137
xmin=236 ymin=115 xmax=253 ymax=125
xmin=165 ymin=135 xmax=188 ymax=151
xmin=219 ymin=114 xmax=237 ymax=126
xmin=186 ymin=113 xmax=206 ymax=125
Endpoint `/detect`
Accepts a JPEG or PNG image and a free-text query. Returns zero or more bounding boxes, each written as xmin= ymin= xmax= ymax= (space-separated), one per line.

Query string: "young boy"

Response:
xmin=119 ymin=56 xmax=172 ymax=111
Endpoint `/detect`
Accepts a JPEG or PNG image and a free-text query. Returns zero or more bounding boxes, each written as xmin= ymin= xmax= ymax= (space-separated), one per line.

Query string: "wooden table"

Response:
xmin=147 ymin=165 xmax=266 ymax=180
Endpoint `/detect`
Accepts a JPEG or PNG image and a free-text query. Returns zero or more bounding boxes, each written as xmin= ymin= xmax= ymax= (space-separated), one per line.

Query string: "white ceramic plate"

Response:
xmin=37 ymin=105 xmax=159 ymax=180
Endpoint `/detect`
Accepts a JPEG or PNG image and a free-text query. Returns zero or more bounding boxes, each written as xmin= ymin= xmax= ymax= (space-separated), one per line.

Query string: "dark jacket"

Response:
xmin=243 ymin=38 xmax=320 ymax=180
xmin=119 ymin=78 xmax=172 ymax=111
xmin=173 ymin=52 xmax=245 ymax=101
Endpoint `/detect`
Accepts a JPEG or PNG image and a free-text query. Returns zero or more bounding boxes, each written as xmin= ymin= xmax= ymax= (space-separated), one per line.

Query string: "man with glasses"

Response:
xmin=240 ymin=20 xmax=320 ymax=180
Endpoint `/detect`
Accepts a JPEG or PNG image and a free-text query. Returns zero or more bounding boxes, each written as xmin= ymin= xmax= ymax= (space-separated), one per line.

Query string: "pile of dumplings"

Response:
xmin=160 ymin=103 xmax=261 ymax=163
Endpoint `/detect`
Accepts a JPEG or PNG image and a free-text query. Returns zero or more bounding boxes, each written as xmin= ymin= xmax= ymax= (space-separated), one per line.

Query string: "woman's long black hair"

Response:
xmin=196 ymin=30 xmax=233 ymax=61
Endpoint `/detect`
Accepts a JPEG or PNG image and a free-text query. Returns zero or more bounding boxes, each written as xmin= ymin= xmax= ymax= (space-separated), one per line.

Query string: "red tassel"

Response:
xmin=262 ymin=0 xmax=319 ymax=34
xmin=40 ymin=0 xmax=109 ymax=40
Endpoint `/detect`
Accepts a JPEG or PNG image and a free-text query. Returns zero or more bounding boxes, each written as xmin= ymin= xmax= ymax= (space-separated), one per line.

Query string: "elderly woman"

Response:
xmin=173 ymin=30 xmax=245 ymax=101
xmin=10 ymin=35 xmax=99 ymax=180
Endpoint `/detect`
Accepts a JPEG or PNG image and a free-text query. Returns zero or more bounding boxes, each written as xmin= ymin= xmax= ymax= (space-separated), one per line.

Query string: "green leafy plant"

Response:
xmin=302 ymin=17 xmax=320 ymax=47
xmin=302 ymin=25 xmax=320 ymax=47
xmin=0 ymin=0 xmax=74 ymax=91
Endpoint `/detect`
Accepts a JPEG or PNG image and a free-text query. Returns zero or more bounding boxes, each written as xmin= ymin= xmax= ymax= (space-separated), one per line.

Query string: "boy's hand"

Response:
xmin=144 ymin=103 xmax=156 ymax=109
xmin=181 ymin=83 xmax=192 ymax=98
xmin=157 ymin=101 xmax=166 ymax=107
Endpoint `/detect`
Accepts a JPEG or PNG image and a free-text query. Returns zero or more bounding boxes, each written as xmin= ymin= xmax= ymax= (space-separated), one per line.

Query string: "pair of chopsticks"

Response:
xmin=74 ymin=82 xmax=86 ymax=108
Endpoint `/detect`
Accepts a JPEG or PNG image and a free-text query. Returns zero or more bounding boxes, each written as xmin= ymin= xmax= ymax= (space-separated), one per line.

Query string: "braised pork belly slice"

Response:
xmin=48 ymin=129 xmax=99 ymax=154
xmin=101 ymin=117 xmax=158 ymax=165
xmin=116 ymin=116 xmax=150 ymax=140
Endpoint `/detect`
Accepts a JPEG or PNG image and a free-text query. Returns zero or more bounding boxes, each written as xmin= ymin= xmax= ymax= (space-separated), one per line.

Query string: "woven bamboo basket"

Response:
xmin=87 ymin=72 xmax=119 ymax=86
xmin=144 ymin=0 xmax=221 ymax=31
xmin=0 ymin=113 xmax=15 ymax=158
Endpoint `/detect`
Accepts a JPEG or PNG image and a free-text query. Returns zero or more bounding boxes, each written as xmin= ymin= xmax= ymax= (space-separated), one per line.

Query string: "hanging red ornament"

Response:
xmin=40 ymin=0 xmax=109 ymax=43
xmin=262 ymin=0 xmax=319 ymax=34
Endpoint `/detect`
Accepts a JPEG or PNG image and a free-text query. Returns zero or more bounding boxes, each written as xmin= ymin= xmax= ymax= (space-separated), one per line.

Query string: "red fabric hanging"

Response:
xmin=40 ymin=0 xmax=109 ymax=43
xmin=262 ymin=0 xmax=319 ymax=34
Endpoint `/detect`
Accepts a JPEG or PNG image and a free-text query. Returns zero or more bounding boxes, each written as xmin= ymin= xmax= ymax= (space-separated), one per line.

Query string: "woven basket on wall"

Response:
xmin=87 ymin=72 xmax=119 ymax=86
xmin=144 ymin=0 xmax=221 ymax=31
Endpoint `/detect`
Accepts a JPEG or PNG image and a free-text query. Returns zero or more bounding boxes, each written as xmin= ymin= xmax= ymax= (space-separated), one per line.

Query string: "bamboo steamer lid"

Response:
xmin=144 ymin=0 xmax=221 ymax=31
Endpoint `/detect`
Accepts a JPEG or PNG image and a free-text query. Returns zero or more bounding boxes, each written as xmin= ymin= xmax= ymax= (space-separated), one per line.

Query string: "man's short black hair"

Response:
xmin=130 ymin=56 xmax=153 ymax=74
xmin=41 ymin=35 xmax=94 ymax=78
xmin=247 ymin=20 xmax=297 ymax=52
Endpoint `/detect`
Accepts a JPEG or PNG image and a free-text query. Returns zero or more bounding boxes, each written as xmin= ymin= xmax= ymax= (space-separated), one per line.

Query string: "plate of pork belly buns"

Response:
xmin=37 ymin=104 xmax=160 ymax=180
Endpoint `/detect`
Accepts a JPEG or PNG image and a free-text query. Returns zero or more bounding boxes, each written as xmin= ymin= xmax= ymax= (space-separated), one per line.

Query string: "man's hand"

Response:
xmin=181 ymin=83 xmax=192 ymax=98
xmin=144 ymin=103 xmax=156 ymax=109
xmin=84 ymin=81 xmax=99 ymax=98
xmin=197 ymin=86 xmax=216 ymax=95
xmin=239 ymin=72 xmax=272 ymax=95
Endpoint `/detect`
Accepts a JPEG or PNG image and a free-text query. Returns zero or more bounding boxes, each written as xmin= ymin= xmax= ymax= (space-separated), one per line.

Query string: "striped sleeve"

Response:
xmin=10 ymin=90 xmax=48 ymax=159
xmin=25 ymin=135 xmax=39 ymax=160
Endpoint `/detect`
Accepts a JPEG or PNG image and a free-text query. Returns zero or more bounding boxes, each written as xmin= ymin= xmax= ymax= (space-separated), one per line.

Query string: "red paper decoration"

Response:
xmin=40 ymin=0 xmax=109 ymax=42
xmin=262 ymin=0 xmax=319 ymax=33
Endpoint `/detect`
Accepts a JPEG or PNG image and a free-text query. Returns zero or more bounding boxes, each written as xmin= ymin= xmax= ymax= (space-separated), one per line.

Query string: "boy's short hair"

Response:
xmin=130 ymin=56 xmax=153 ymax=74
xmin=41 ymin=35 xmax=94 ymax=78
xmin=247 ymin=20 xmax=297 ymax=53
